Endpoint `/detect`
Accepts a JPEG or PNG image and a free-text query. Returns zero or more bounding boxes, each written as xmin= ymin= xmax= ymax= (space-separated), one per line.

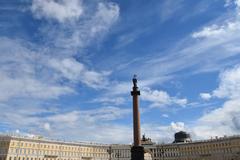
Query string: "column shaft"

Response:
xmin=133 ymin=94 xmax=141 ymax=146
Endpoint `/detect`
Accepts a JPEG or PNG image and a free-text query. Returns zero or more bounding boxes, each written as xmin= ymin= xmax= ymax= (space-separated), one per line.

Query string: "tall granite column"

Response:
xmin=131 ymin=75 xmax=144 ymax=160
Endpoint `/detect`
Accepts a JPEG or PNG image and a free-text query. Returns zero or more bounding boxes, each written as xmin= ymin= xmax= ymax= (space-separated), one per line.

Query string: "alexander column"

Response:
xmin=131 ymin=75 xmax=144 ymax=160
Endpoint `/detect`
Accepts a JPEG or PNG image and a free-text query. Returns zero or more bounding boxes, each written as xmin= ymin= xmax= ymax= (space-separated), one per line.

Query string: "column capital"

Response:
xmin=131 ymin=90 xmax=140 ymax=96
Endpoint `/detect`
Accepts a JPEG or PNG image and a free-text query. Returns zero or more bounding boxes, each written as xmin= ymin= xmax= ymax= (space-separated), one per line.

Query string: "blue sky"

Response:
xmin=1 ymin=0 xmax=240 ymax=144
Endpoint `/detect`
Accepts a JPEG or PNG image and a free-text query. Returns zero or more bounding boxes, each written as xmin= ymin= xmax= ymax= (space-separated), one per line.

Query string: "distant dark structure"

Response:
xmin=141 ymin=134 xmax=155 ymax=145
xmin=173 ymin=131 xmax=192 ymax=143
xmin=131 ymin=75 xmax=144 ymax=160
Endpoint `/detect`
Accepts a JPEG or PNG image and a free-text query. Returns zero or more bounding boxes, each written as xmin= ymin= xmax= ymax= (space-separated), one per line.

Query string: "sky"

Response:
xmin=1 ymin=0 xmax=240 ymax=144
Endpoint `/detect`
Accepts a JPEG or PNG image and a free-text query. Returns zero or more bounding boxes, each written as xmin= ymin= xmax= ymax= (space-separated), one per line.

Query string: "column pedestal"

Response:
xmin=131 ymin=146 xmax=144 ymax=160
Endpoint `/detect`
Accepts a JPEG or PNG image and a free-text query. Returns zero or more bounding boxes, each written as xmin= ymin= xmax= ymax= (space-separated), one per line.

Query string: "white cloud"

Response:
xmin=0 ymin=1 xmax=121 ymax=143
xmin=45 ymin=106 xmax=131 ymax=127
xmin=47 ymin=111 xmax=80 ymax=124
xmin=37 ymin=1 xmax=120 ymax=50
xmin=192 ymin=0 xmax=240 ymax=39
xmin=80 ymin=106 xmax=131 ymax=122
xmin=0 ymin=103 xmax=49 ymax=129
xmin=0 ymin=104 xmax=132 ymax=143
xmin=193 ymin=99 xmax=240 ymax=139
xmin=89 ymin=2 xmax=119 ymax=36
xmin=192 ymin=24 xmax=225 ymax=38
xmin=200 ymin=93 xmax=212 ymax=100
xmin=124 ymin=0 xmax=240 ymax=82
xmin=0 ymin=100 xmax=186 ymax=144
xmin=0 ymin=37 xmax=74 ymax=101
xmin=212 ymin=65 xmax=240 ymax=99
xmin=31 ymin=0 xmax=83 ymax=23
xmin=142 ymin=122 xmax=186 ymax=143
xmin=28 ymin=1 xmax=120 ymax=91
xmin=105 ymin=76 xmax=172 ymax=96
xmin=189 ymin=2 xmax=240 ymax=139
xmin=159 ymin=0 xmax=184 ymax=22
xmin=225 ymin=0 xmax=240 ymax=11
xmin=49 ymin=58 xmax=110 ymax=89
xmin=141 ymin=87 xmax=187 ymax=108
xmin=43 ymin=123 xmax=51 ymax=131
xmin=15 ymin=130 xmax=20 ymax=134
xmin=91 ymin=97 xmax=125 ymax=105
xmin=114 ymin=29 xmax=146 ymax=49
xmin=162 ymin=114 xmax=169 ymax=118
xmin=192 ymin=22 xmax=240 ymax=39
xmin=0 ymin=72 xmax=74 ymax=101
xmin=170 ymin=122 xmax=185 ymax=132
xmin=0 ymin=35 xmax=115 ymax=101
xmin=193 ymin=65 xmax=240 ymax=139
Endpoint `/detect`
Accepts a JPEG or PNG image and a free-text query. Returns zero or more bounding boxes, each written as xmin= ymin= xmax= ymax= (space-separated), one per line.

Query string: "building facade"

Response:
xmin=111 ymin=135 xmax=240 ymax=160
xmin=169 ymin=136 xmax=240 ymax=160
xmin=1 ymin=134 xmax=240 ymax=160
xmin=0 ymin=135 xmax=109 ymax=160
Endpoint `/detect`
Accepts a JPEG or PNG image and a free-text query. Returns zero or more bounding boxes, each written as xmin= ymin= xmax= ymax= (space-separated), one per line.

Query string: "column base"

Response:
xmin=131 ymin=146 xmax=144 ymax=160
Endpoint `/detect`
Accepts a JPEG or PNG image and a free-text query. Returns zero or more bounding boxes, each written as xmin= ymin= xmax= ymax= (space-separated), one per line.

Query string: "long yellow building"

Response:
xmin=1 ymin=133 xmax=240 ymax=160
xmin=0 ymin=135 xmax=109 ymax=160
